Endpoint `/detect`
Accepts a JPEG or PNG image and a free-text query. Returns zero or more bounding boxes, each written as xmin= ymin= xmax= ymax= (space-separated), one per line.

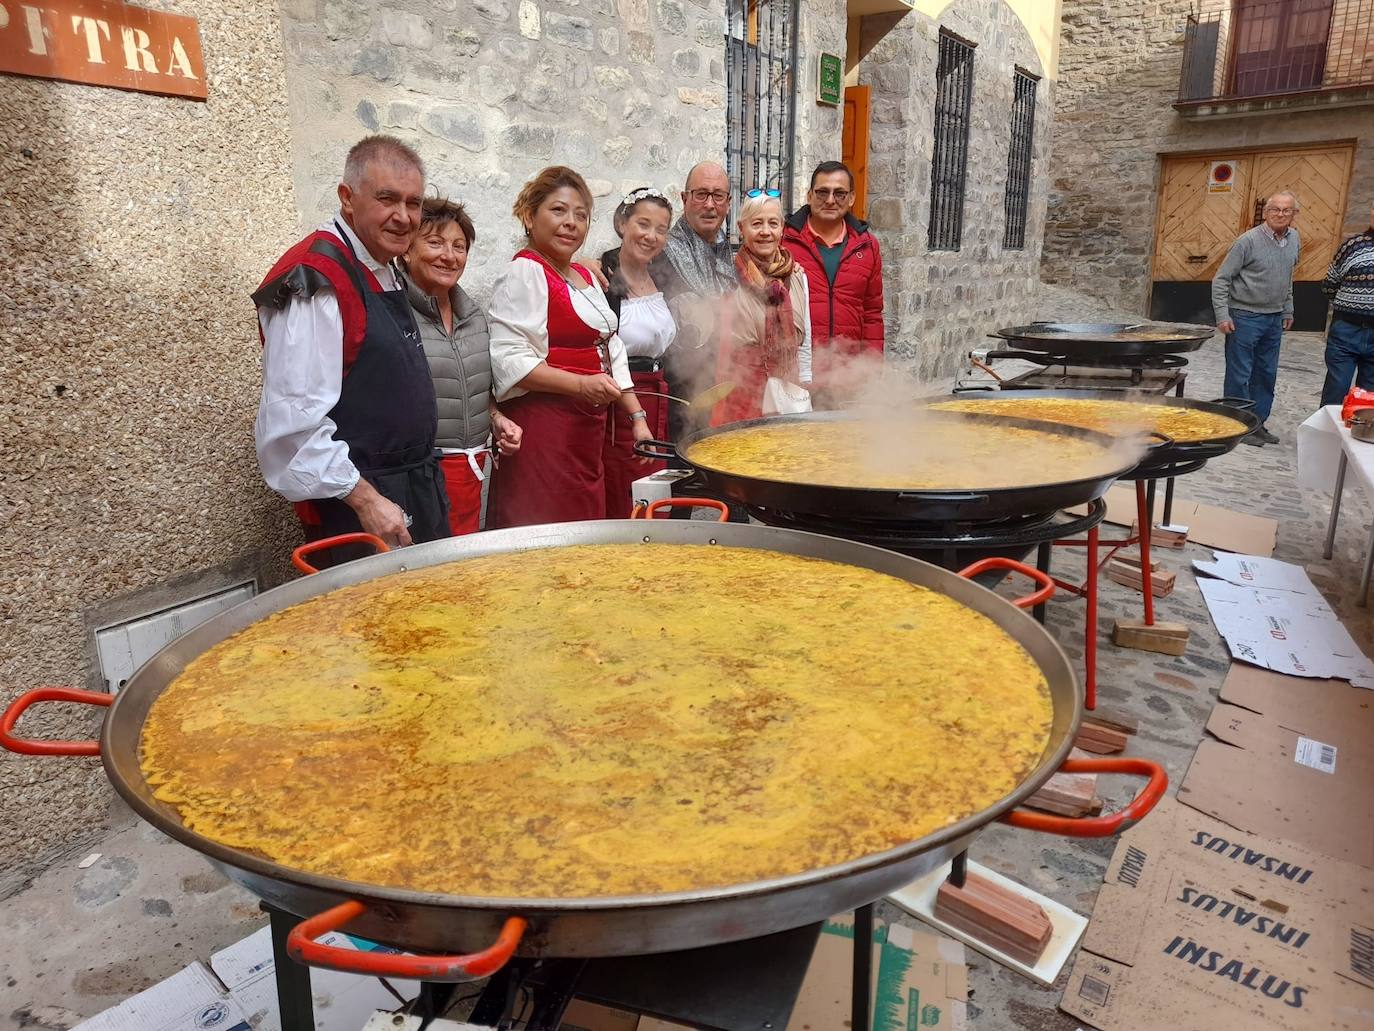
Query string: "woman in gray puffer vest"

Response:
xmin=399 ymin=197 xmax=523 ymax=534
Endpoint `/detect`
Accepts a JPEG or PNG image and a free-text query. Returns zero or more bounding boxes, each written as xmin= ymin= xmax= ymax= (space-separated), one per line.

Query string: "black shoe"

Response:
xmin=1241 ymin=429 xmax=1266 ymax=447
xmin=1255 ymin=426 xmax=1279 ymax=444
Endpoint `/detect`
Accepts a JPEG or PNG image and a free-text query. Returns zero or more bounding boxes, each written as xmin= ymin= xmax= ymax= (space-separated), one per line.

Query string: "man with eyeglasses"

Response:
xmin=652 ymin=161 xmax=738 ymax=439
xmin=1212 ymin=191 xmax=1301 ymax=445
xmin=782 ymin=161 xmax=884 ymax=406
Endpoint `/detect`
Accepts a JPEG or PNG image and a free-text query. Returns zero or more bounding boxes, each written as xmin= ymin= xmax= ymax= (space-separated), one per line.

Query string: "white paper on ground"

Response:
xmin=1294 ymin=735 xmax=1338 ymax=773
xmin=1191 ymin=551 xmax=1323 ymax=594
xmin=73 ymin=963 xmax=251 ymax=1031
xmin=210 ymin=926 xmax=419 ymax=1031
xmin=1193 ymin=559 xmax=1374 ymax=688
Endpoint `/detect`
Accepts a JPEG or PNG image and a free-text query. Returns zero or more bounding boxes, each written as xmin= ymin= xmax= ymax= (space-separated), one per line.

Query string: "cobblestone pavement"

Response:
xmin=928 ymin=286 xmax=1374 ymax=1028
xmin=2 ymin=287 xmax=1371 ymax=1028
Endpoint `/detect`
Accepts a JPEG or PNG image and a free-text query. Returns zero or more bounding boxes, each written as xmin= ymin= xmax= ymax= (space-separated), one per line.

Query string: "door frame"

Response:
xmin=1146 ymin=137 xmax=1356 ymax=314
xmin=842 ymin=84 xmax=871 ymax=220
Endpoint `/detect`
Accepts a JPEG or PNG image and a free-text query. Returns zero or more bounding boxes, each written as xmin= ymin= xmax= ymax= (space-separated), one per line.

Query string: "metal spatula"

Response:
xmin=633 ymin=382 xmax=736 ymax=415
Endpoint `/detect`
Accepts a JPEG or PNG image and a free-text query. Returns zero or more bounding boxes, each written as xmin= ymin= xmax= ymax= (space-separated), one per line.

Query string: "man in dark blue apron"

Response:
xmin=253 ymin=135 xmax=449 ymax=563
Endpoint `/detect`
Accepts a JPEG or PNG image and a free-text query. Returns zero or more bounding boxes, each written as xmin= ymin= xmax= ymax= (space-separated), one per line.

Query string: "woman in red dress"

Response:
xmin=712 ymin=191 xmax=813 ymax=426
xmin=487 ymin=166 xmax=653 ymax=527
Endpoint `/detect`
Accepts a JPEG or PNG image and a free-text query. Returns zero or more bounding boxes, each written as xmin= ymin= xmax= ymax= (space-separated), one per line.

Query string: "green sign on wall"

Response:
xmin=817 ymin=52 xmax=843 ymax=106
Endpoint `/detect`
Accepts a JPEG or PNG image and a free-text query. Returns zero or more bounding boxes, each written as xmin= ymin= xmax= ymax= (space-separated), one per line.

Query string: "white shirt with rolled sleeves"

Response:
xmin=254 ymin=217 xmax=402 ymax=503
xmin=488 ymin=256 xmax=635 ymax=402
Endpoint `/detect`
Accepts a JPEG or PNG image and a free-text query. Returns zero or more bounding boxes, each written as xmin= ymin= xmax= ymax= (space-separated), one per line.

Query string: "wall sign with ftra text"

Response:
xmin=0 ymin=0 xmax=207 ymax=100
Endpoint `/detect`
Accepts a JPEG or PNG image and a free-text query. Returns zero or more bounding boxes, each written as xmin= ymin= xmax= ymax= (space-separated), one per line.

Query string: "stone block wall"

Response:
xmin=1043 ymin=0 xmax=1374 ymax=314
xmin=278 ymin=0 xmax=845 ymax=296
xmin=0 ymin=2 xmax=300 ymax=887
xmin=860 ymin=0 xmax=1055 ymax=381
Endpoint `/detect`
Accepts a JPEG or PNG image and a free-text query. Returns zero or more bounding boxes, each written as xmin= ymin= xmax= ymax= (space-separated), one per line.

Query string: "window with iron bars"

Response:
xmin=725 ymin=0 xmax=800 ymax=239
xmin=1003 ymin=68 xmax=1038 ymax=250
xmin=928 ymin=30 xmax=976 ymax=252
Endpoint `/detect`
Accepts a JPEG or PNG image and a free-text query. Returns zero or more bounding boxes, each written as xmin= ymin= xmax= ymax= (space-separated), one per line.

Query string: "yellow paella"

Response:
xmin=684 ymin=417 xmax=1127 ymax=490
xmin=931 ymin=397 xmax=1246 ymax=444
xmin=140 ymin=544 xmax=1054 ymax=899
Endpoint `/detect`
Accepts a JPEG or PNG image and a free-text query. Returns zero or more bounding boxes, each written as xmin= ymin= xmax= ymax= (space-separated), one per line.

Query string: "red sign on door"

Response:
xmin=0 ymin=1 xmax=206 ymax=100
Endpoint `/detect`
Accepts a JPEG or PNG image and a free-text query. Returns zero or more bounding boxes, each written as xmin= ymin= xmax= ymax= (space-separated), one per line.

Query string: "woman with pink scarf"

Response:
xmin=712 ymin=190 xmax=813 ymax=425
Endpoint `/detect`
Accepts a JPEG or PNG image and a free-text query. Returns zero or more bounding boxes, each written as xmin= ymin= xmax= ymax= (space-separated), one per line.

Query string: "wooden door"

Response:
xmin=1251 ymin=146 xmax=1354 ymax=280
xmin=842 ymin=85 xmax=870 ymax=220
xmin=1153 ymin=155 xmax=1254 ymax=282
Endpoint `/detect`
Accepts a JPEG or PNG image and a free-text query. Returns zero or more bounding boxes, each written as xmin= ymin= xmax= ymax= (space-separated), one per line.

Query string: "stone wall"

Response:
xmin=1043 ymin=0 xmax=1374 ymax=314
xmin=793 ymin=0 xmax=849 ymax=208
xmin=278 ymin=0 xmax=844 ymax=296
xmin=0 ymin=2 xmax=300 ymax=888
xmin=861 ymin=0 xmax=1056 ymax=381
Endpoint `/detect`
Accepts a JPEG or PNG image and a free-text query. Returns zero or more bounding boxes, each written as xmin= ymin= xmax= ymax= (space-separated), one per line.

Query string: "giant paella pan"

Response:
xmin=641 ymin=409 xmax=1142 ymax=522
xmin=1 ymin=520 xmax=1164 ymax=983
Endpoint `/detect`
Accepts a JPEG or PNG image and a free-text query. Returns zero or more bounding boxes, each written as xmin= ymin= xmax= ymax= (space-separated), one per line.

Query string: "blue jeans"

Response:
xmin=1321 ymin=316 xmax=1374 ymax=407
xmin=1223 ymin=309 xmax=1284 ymax=424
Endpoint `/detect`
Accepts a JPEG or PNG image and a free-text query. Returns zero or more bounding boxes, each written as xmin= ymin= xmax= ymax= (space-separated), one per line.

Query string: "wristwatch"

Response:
xmin=630 ymin=411 xmax=648 ymax=421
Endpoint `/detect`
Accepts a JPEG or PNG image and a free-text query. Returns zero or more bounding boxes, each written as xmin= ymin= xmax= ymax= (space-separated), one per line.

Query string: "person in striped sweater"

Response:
xmin=1321 ymin=203 xmax=1374 ymax=406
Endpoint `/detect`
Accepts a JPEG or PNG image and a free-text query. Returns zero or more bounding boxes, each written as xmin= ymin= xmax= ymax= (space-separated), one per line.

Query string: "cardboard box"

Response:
xmin=1061 ymin=796 xmax=1374 ymax=1031
xmin=1179 ymin=665 xmax=1374 ymax=867
xmin=786 ymin=917 xmax=968 ymax=1031
xmin=559 ymin=918 xmax=968 ymax=1031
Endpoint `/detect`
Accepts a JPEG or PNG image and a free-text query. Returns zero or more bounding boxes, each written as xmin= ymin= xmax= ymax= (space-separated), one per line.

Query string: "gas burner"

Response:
xmin=1020 ymin=352 xmax=1190 ymax=371
xmin=747 ymin=500 xmax=1106 ymax=570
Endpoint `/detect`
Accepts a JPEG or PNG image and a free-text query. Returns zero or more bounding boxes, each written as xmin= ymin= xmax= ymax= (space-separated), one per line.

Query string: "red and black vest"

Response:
xmin=253 ymin=226 xmax=444 ymax=534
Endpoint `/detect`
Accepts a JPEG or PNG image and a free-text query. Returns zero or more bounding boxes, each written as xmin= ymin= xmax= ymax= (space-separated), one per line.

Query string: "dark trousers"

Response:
xmin=1321 ymin=316 xmax=1374 ymax=407
xmin=1223 ymin=309 xmax=1285 ymax=424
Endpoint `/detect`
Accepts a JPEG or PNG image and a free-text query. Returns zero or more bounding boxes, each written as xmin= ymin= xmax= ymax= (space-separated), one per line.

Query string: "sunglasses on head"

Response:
xmin=746 ymin=188 xmax=782 ymax=198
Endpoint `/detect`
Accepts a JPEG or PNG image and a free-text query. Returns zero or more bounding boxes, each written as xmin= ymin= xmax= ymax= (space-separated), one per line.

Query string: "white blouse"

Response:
xmin=488 ymin=257 xmax=635 ymax=401
xmin=618 ymin=292 xmax=678 ymax=360
xmin=255 ymin=216 xmax=402 ymax=502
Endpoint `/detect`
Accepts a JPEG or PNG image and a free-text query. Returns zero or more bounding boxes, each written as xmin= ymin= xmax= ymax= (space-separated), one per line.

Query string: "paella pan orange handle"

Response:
xmin=631 ymin=497 xmax=730 ymax=522
xmin=286 ymin=900 xmax=527 ymax=981
xmin=956 ymin=557 xmax=1054 ymax=609
xmin=291 ymin=532 xmax=390 ymax=574
xmin=0 ymin=687 xmax=111 ymax=757
xmin=1002 ymin=757 xmax=1168 ymax=837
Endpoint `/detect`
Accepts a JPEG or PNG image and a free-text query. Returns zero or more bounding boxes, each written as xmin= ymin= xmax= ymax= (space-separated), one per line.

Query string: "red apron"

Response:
xmin=487 ymin=251 xmax=613 ymax=529
xmin=602 ymin=367 xmax=668 ymax=518
xmin=439 ymin=448 xmax=490 ymax=535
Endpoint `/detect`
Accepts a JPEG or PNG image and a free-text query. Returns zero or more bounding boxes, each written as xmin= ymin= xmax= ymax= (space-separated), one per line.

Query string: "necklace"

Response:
xmin=552 ymin=262 xmax=616 ymax=342
xmin=619 ymin=262 xmax=657 ymax=298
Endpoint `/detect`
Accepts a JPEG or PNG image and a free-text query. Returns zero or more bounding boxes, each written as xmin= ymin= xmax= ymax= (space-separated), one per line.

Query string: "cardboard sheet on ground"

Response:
xmin=1193 ymin=553 xmax=1374 ymax=688
xmin=1060 ymin=796 xmax=1374 ymax=1031
xmin=1069 ymin=483 xmax=1278 ymax=555
xmin=72 ymin=963 xmax=252 ymax=1031
xmin=210 ymin=926 xmax=420 ymax=1031
xmin=1179 ymin=665 xmax=1374 ymax=867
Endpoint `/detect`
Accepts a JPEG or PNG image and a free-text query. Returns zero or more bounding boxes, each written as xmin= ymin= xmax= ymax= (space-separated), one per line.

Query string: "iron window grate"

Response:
xmin=725 ymin=0 xmax=800 ymax=239
xmin=1003 ymin=68 xmax=1038 ymax=250
xmin=928 ymin=30 xmax=976 ymax=252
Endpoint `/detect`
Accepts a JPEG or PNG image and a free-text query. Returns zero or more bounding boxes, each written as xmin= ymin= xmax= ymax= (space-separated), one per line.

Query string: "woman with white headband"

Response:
xmin=599 ymin=186 xmax=678 ymax=517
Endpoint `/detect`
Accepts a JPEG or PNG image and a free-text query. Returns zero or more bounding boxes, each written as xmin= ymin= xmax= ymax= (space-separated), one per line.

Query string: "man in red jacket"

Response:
xmin=782 ymin=161 xmax=884 ymax=407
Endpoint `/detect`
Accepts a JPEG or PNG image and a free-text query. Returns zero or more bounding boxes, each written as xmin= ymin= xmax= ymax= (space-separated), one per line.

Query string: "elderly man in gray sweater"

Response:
xmin=1212 ymin=191 xmax=1300 ymax=445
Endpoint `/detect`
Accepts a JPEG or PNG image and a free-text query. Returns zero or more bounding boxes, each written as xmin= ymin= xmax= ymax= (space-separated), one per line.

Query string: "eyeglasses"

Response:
xmin=686 ymin=189 xmax=730 ymax=204
xmin=746 ymin=188 xmax=782 ymax=199
xmin=812 ymin=188 xmax=850 ymax=201
xmin=1264 ymin=207 xmax=1295 ymax=215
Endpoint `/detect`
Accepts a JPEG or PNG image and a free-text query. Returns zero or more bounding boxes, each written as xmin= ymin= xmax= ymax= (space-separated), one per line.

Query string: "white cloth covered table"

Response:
xmin=1297 ymin=405 xmax=1374 ymax=605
